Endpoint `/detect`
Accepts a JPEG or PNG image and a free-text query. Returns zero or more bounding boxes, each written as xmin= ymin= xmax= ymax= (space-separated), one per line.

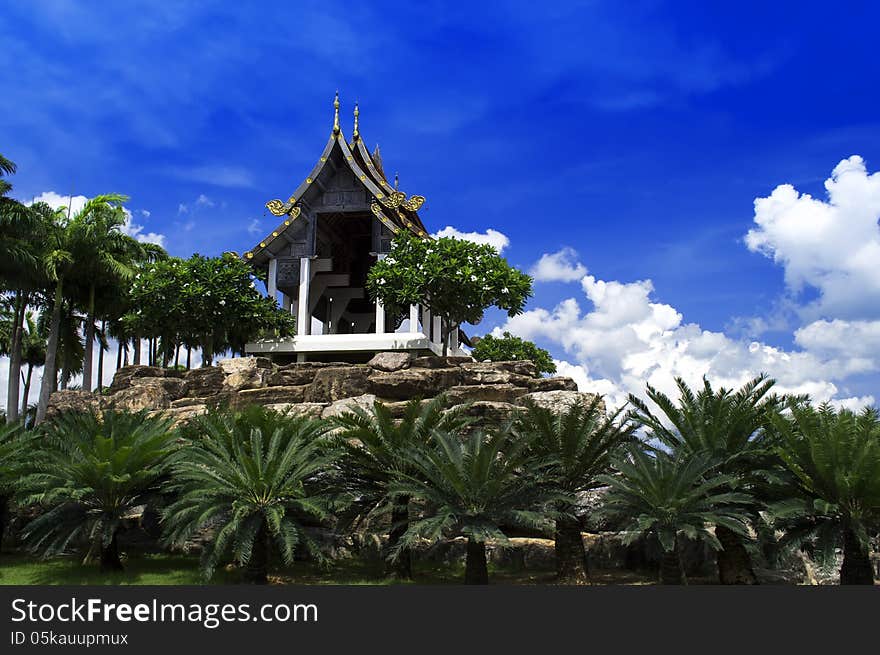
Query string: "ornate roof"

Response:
xmin=245 ymin=93 xmax=428 ymax=264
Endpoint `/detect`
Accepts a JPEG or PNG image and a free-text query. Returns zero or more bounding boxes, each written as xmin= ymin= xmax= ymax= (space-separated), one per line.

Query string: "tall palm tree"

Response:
xmin=391 ymin=429 xmax=557 ymax=584
xmin=20 ymin=410 xmax=178 ymax=570
xmin=513 ymin=396 xmax=635 ymax=583
xmin=627 ymin=376 xmax=783 ymax=584
xmin=331 ymin=396 xmax=473 ymax=579
xmin=768 ymin=403 xmax=880 ymax=585
xmin=598 ymin=448 xmax=753 ymax=584
xmin=34 ymin=196 xmax=123 ymax=423
xmin=18 ymin=311 xmax=46 ymax=419
xmin=164 ymin=406 xmax=339 ymax=583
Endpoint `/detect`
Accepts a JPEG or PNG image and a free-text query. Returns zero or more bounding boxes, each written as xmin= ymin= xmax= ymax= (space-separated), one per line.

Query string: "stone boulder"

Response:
xmin=445 ymin=383 xmax=529 ymax=405
xmin=527 ymin=377 xmax=579 ymax=392
xmin=517 ymin=390 xmax=603 ymax=414
xmin=366 ymin=351 xmax=412 ymax=372
xmin=451 ymin=400 xmax=520 ymax=426
xmin=107 ymin=380 xmax=173 ymax=411
xmin=462 ymin=360 xmax=538 ymax=379
xmin=219 ymin=357 xmax=272 ymax=391
xmin=459 ymin=362 xmax=534 ymax=386
xmin=268 ymin=362 xmax=331 ymax=387
xmin=321 ymin=394 xmax=378 ymax=419
xmin=45 ymin=389 xmax=104 ymax=420
xmin=306 ymin=366 xmax=372 ymax=402
xmin=410 ymin=356 xmax=472 ymax=369
xmin=264 ymin=402 xmax=326 ymax=419
xmin=184 ymin=366 xmax=226 ymax=397
xmin=232 ymin=385 xmax=309 ymax=408
xmin=109 ymin=365 xmax=179 ymax=393
xmin=368 ymin=367 xmax=462 ymax=400
xmin=129 ymin=376 xmax=187 ymax=400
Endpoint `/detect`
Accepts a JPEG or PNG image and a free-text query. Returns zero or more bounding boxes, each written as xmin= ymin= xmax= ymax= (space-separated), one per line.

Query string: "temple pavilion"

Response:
xmin=243 ymin=94 xmax=467 ymax=362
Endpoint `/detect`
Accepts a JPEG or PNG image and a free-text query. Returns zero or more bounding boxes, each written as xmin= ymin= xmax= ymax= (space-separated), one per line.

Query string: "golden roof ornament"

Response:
xmin=353 ymin=101 xmax=360 ymax=140
xmin=332 ymin=91 xmax=340 ymax=134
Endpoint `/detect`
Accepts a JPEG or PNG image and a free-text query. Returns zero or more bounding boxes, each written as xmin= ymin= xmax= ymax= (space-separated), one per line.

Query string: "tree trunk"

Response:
xmin=116 ymin=340 xmax=123 ymax=372
xmin=840 ymin=527 xmax=874 ymax=585
xmin=715 ymin=524 xmax=758 ymax=585
xmin=202 ymin=336 xmax=214 ymax=367
xmin=99 ymin=533 xmax=124 ymax=572
xmin=96 ymin=319 xmax=106 ymax=391
xmin=82 ymin=285 xmax=96 ymax=391
xmin=386 ymin=496 xmax=412 ymax=579
xmin=243 ymin=523 xmax=269 ymax=584
xmin=0 ymin=494 xmax=9 ymax=553
xmin=174 ymin=343 xmax=180 ymax=369
xmin=132 ymin=337 xmax=141 ymax=365
xmin=554 ymin=515 xmax=590 ymax=584
xmin=186 ymin=346 xmax=192 ymax=370
xmin=659 ymin=543 xmax=685 ymax=585
xmin=5 ymin=291 xmax=25 ymax=424
xmin=21 ymin=363 xmax=33 ymax=419
xmin=35 ymin=280 xmax=64 ymax=425
xmin=465 ymin=538 xmax=489 ymax=585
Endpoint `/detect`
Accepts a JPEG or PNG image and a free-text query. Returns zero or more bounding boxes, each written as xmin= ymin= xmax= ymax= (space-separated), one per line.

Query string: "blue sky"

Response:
xmin=3 ymin=1 xmax=880 ymax=407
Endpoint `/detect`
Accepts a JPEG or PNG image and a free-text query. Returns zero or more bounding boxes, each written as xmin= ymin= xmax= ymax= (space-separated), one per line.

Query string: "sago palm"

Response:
xmin=0 ymin=421 xmax=34 ymax=551
xmin=391 ymin=429 xmax=557 ymax=584
xmin=768 ymin=403 xmax=880 ymax=585
xmin=513 ymin=396 xmax=636 ymax=583
xmin=20 ymin=410 xmax=178 ymax=570
xmin=598 ymin=448 xmax=752 ymax=584
xmin=163 ymin=406 xmax=339 ymax=584
xmin=331 ymin=395 xmax=472 ymax=578
xmin=627 ymin=375 xmax=783 ymax=584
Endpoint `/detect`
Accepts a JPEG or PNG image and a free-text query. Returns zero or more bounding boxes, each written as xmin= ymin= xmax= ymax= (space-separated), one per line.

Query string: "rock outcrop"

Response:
xmin=46 ymin=353 xmax=600 ymax=425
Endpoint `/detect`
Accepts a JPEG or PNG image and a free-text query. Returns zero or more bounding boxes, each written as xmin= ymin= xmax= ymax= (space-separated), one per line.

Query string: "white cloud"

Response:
xmin=247 ymin=218 xmax=262 ymax=235
xmin=745 ymin=155 xmax=880 ymax=320
xmin=196 ymin=194 xmax=214 ymax=207
xmin=496 ymin=271 xmax=874 ymax=411
xmin=432 ymin=226 xmax=510 ymax=254
xmin=170 ymin=164 xmax=255 ymax=189
xmin=29 ymin=192 xmax=166 ymax=247
xmin=530 ymin=247 xmax=588 ymax=282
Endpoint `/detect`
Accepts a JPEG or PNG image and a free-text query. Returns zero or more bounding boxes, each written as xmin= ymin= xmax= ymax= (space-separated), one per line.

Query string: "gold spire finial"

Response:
xmin=394 ymin=172 xmax=399 ymax=190
xmin=353 ymin=101 xmax=359 ymax=140
xmin=333 ymin=91 xmax=340 ymax=133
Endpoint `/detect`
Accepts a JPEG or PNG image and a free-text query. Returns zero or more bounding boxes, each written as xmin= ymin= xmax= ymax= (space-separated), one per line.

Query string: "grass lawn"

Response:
xmin=0 ymin=549 xmax=667 ymax=585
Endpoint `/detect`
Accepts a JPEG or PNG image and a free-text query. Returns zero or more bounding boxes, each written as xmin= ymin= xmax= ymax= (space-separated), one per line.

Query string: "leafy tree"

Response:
xmin=331 ymin=396 xmax=472 ymax=579
xmin=367 ymin=233 xmax=532 ymax=355
xmin=164 ymin=406 xmax=338 ymax=583
xmin=0 ymin=421 xmax=34 ymax=551
xmin=627 ymin=376 xmax=784 ymax=584
xmin=514 ymin=397 xmax=635 ymax=583
xmin=471 ymin=331 xmax=556 ymax=374
xmin=391 ymin=429 xmax=557 ymax=584
xmin=20 ymin=410 xmax=178 ymax=570
xmin=598 ymin=448 xmax=752 ymax=584
xmin=768 ymin=403 xmax=880 ymax=585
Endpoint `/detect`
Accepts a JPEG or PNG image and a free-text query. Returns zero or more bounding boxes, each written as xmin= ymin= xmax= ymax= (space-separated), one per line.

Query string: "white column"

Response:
xmin=449 ymin=326 xmax=460 ymax=353
xmin=297 ymin=257 xmax=311 ymax=336
xmin=432 ymin=316 xmax=442 ymax=345
xmin=409 ymin=304 xmax=420 ymax=333
xmin=423 ymin=307 xmax=432 ymax=340
xmin=267 ymin=258 xmax=278 ymax=304
xmin=375 ymin=301 xmax=385 ymax=334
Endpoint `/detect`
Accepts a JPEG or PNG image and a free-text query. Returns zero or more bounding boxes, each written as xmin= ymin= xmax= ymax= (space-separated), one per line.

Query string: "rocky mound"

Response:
xmin=46 ymin=353 xmax=599 ymax=425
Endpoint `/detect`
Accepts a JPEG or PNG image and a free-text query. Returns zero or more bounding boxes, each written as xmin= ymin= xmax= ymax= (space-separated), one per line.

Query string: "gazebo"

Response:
xmin=243 ymin=94 xmax=466 ymax=363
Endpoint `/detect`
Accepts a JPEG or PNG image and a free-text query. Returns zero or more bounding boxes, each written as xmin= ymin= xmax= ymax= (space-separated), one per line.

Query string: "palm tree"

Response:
xmin=20 ymin=410 xmax=178 ymax=570
xmin=33 ymin=196 xmax=121 ymax=423
xmin=391 ymin=429 xmax=557 ymax=584
xmin=0 ymin=421 xmax=34 ymax=551
xmin=768 ymin=403 xmax=880 ymax=585
xmin=18 ymin=311 xmax=46 ymax=419
xmin=598 ymin=448 xmax=752 ymax=584
xmin=513 ymin=396 xmax=636 ymax=583
xmin=163 ymin=406 xmax=339 ymax=584
xmin=331 ymin=396 xmax=472 ymax=579
xmin=627 ymin=376 xmax=783 ymax=584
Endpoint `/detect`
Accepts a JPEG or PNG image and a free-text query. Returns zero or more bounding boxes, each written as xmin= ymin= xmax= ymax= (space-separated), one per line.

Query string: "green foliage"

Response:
xmin=0 ymin=421 xmax=33 ymax=496
xmin=471 ymin=331 xmax=556 ymax=374
xmin=20 ymin=410 xmax=179 ymax=565
xmin=598 ymin=448 xmax=752 ymax=553
xmin=163 ymin=406 xmax=339 ymax=582
xmin=366 ymin=233 xmax=532 ymax=350
xmin=767 ymin=403 xmax=880 ymax=549
xmin=390 ymin=429 xmax=558 ymax=552
xmin=127 ymin=253 xmax=294 ymax=365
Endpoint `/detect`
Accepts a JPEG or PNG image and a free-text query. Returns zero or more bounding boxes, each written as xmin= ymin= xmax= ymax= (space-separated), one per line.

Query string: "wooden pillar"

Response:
xmin=409 ymin=304 xmax=420 ymax=333
xmin=297 ymin=257 xmax=311 ymax=336
xmin=267 ymin=258 xmax=278 ymax=304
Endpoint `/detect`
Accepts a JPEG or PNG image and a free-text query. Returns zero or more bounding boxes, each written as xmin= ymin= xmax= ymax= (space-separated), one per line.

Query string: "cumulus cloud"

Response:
xmin=745 ymin=155 xmax=880 ymax=320
xmin=30 ymin=192 xmax=166 ymax=247
xmin=495 ymin=272 xmax=873 ymax=410
xmin=530 ymin=247 xmax=588 ymax=282
xmin=432 ymin=226 xmax=510 ymax=253
xmin=247 ymin=218 xmax=262 ymax=235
